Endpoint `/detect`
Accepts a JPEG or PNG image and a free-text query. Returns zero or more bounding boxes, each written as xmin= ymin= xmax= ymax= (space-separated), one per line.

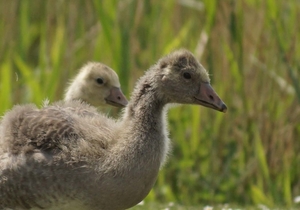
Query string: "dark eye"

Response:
xmin=183 ymin=72 xmax=191 ymax=79
xmin=96 ymin=78 xmax=104 ymax=84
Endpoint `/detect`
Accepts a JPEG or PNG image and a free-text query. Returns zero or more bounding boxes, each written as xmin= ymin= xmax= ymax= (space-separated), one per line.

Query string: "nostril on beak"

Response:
xmin=117 ymin=96 xmax=121 ymax=100
xmin=209 ymin=95 xmax=214 ymax=101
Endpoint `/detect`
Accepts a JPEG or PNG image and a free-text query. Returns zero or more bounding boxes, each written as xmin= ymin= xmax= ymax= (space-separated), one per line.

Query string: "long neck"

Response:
xmin=116 ymin=72 xmax=170 ymax=170
xmin=90 ymin=72 xmax=170 ymax=208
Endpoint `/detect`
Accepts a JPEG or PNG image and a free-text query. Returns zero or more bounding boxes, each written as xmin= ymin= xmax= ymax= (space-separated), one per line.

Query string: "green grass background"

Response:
xmin=0 ymin=0 xmax=299 ymax=208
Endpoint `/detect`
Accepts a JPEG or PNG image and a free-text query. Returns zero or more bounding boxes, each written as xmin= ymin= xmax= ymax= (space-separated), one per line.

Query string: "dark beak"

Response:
xmin=194 ymin=83 xmax=227 ymax=113
xmin=105 ymin=87 xmax=128 ymax=107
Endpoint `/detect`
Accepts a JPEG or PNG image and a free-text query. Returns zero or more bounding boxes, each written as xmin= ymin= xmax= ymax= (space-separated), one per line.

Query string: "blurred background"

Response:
xmin=0 ymin=0 xmax=299 ymax=208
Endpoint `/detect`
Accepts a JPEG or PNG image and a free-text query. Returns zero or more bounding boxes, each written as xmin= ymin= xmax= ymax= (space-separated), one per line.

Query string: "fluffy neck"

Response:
xmin=120 ymin=70 xmax=170 ymax=169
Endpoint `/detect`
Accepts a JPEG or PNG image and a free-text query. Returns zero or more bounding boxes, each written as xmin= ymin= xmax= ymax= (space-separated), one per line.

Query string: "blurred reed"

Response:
xmin=0 ymin=0 xmax=299 ymax=207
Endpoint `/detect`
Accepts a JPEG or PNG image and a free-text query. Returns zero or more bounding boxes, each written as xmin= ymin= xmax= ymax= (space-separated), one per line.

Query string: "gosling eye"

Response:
xmin=96 ymin=78 xmax=104 ymax=84
xmin=183 ymin=72 xmax=191 ymax=80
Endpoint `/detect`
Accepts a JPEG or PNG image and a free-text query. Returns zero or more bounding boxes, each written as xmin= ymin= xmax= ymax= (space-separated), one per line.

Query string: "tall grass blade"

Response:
xmin=19 ymin=1 xmax=30 ymax=57
xmin=0 ymin=60 xmax=12 ymax=113
xmin=14 ymin=54 xmax=43 ymax=104
xmin=47 ymin=23 xmax=66 ymax=100
xmin=163 ymin=20 xmax=192 ymax=54
xmin=250 ymin=185 xmax=274 ymax=207
xmin=254 ymin=126 xmax=269 ymax=181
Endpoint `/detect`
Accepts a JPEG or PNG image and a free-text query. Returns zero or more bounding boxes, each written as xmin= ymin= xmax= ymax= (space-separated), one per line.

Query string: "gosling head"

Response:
xmin=65 ymin=62 xmax=128 ymax=107
xmin=156 ymin=49 xmax=227 ymax=112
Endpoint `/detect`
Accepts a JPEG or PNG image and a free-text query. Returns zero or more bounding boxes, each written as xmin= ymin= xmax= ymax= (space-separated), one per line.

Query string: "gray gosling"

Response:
xmin=0 ymin=49 xmax=227 ymax=210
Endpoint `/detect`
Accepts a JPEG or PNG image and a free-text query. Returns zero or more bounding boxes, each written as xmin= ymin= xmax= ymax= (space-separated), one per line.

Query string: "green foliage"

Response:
xmin=0 ymin=0 xmax=299 ymax=208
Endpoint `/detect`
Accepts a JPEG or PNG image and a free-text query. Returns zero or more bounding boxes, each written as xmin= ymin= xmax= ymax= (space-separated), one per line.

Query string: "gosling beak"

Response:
xmin=105 ymin=87 xmax=128 ymax=107
xmin=194 ymin=83 xmax=227 ymax=113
